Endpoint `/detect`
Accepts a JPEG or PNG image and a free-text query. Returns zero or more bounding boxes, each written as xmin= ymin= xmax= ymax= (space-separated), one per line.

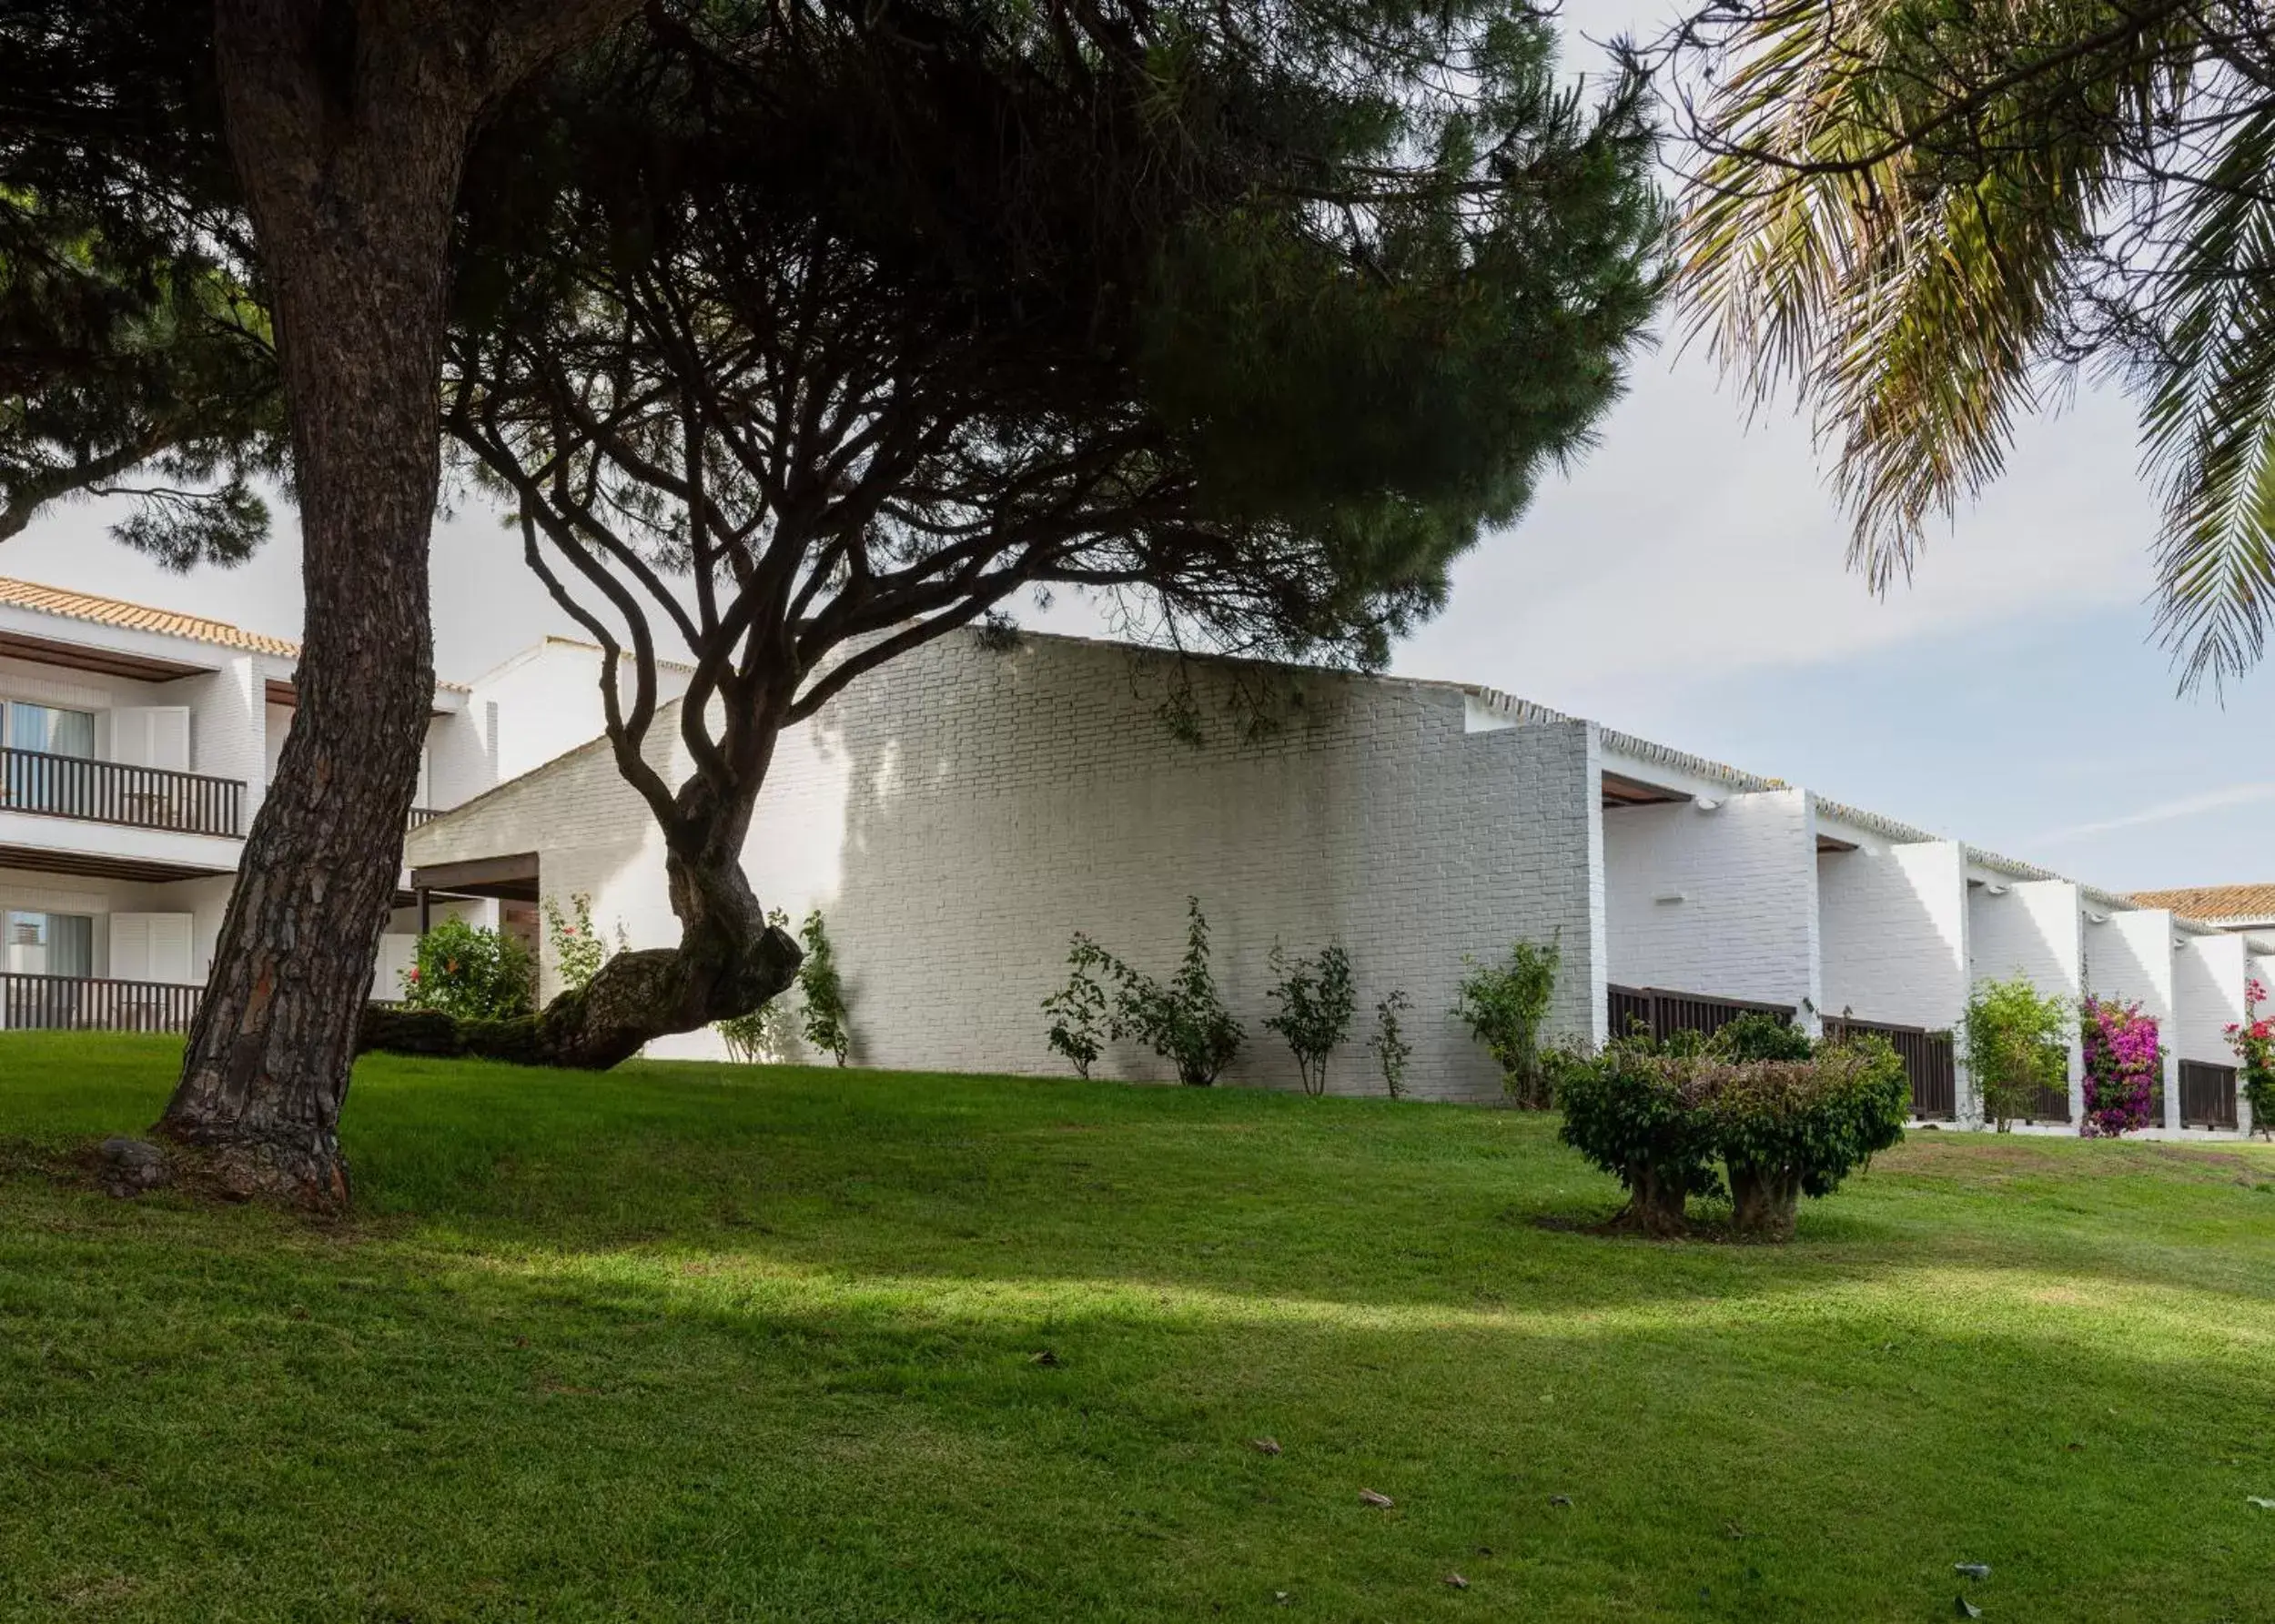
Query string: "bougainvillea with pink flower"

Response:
xmin=2227 ymin=979 xmax=2275 ymax=1139
xmin=2080 ymin=995 xmax=2161 ymax=1137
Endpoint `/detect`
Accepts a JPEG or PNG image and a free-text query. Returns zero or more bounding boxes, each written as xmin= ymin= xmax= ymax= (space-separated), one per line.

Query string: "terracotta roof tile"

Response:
xmin=2128 ymin=883 xmax=2275 ymax=922
xmin=0 ymin=576 xmax=299 ymax=659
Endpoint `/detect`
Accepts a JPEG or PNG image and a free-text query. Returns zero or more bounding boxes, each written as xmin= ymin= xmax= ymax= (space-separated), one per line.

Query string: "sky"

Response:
xmin=2 ymin=4 xmax=2266 ymax=899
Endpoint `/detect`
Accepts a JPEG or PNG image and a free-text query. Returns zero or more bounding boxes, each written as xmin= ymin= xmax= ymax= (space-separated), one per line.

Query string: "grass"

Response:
xmin=4 ymin=1036 xmax=2275 ymax=1621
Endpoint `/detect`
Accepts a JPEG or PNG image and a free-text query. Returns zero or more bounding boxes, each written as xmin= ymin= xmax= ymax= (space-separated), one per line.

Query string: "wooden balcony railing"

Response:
xmin=0 ymin=746 xmax=241 ymax=837
xmin=0 ymin=972 xmax=202 ymax=1033
xmin=1607 ymin=983 xmax=1796 ymax=1046
xmin=1820 ymin=1016 xmax=1958 ymax=1120
xmin=2179 ymin=1060 xmax=2240 ymax=1129
xmin=407 ymin=805 xmax=441 ymax=830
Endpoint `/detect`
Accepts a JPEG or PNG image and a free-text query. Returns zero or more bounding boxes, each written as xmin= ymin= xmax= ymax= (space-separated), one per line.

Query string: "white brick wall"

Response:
xmin=1968 ymin=878 xmax=2086 ymax=1115
xmin=2173 ymin=933 xmax=2248 ymax=1064
xmin=1817 ymin=834 xmax=1968 ymax=1031
xmin=410 ymin=631 xmax=1604 ymax=1100
xmin=1602 ymin=789 xmax=1819 ymax=1017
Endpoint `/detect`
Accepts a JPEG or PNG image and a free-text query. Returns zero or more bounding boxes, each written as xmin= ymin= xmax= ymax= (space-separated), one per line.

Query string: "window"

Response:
xmin=3 ymin=910 xmax=94 ymax=978
xmin=3 ymin=702 xmax=96 ymax=757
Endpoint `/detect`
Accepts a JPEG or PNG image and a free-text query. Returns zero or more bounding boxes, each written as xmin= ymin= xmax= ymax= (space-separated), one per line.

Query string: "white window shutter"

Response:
xmin=109 ymin=913 xmax=152 ymax=982
xmin=150 ymin=913 xmax=193 ymax=983
xmin=110 ymin=913 xmax=194 ymax=983
xmin=111 ymin=708 xmax=191 ymax=772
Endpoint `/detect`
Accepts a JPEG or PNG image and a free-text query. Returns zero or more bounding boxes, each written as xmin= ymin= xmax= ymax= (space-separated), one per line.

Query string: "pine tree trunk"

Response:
xmin=361 ymin=762 xmax=803 ymax=1070
xmin=155 ymin=1 xmax=638 ymax=1205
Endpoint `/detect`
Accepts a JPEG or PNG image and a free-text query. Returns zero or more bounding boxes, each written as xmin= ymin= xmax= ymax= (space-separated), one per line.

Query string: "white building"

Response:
xmin=5 ymin=571 xmax=2260 ymax=1134
xmin=0 ymin=578 xmax=663 ymax=1020
xmin=405 ymin=627 xmax=2270 ymax=1132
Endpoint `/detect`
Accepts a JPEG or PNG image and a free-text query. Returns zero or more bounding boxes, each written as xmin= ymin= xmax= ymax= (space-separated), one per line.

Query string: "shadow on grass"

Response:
xmin=5 ymin=1175 xmax=2274 ymax=1624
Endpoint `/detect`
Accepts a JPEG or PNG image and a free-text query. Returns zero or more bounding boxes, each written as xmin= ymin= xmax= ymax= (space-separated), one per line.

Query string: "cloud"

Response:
xmin=2032 ymin=782 xmax=2275 ymax=845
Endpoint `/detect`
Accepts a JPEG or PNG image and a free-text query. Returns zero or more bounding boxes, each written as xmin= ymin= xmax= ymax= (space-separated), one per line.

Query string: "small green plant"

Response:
xmin=1963 ymin=975 xmax=2071 ymax=1131
xmin=399 ymin=917 xmax=536 ymax=1021
xmin=1068 ymin=899 xmax=1243 ymax=1086
xmin=1263 ymin=942 xmax=1355 ymax=1096
xmin=1370 ymin=990 xmax=1413 ymax=1099
xmin=1115 ymin=899 xmax=1243 ymax=1086
xmin=2228 ymin=978 xmax=2274 ymax=1137
xmin=1043 ymin=933 xmax=1115 ymax=1079
xmin=718 ymin=908 xmax=799 ymax=1064
xmin=1452 ymin=933 xmax=1561 ymax=1106
xmin=542 ymin=892 xmax=612 ymax=994
xmin=797 ymin=908 xmax=852 ymax=1065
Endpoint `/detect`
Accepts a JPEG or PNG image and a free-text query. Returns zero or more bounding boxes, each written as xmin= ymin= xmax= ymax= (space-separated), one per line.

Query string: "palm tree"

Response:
xmin=1670 ymin=0 xmax=2275 ymax=688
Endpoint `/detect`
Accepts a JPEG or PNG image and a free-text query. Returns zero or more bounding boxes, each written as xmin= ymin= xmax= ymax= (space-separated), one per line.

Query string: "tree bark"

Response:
xmin=1726 ymin=1162 xmax=1801 ymax=1241
xmin=155 ymin=0 xmax=638 ymax=1206
xmin=1602 ymin=1162 xmax=1691 ymax=1237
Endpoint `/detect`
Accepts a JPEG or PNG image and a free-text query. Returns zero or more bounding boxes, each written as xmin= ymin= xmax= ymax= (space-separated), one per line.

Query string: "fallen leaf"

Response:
xmin=1029 ymin=1349 xmax=1060 ymax=1367
xmin=1442 ymin=1573 xmax=1469 ymax=1590
xmin=1250 ymin=1437 xmax=1283 ymax=1456
xmin=1724 ymin=1523 xmax=1748 ymax=1541
xmin=1272 ymin=1591 xmax=1290 ymax=1606
xmin=1548 ymin=1494 xmax=1572 ymax=1508
xmin=1359 ymin=1488 xmax=1394 ymax=1508
xmin=2249 ymin=1496 xmax=2275 ymax=1510
xmin=1955 ymin=1596 xmax=1982 ymax=1619
xmin=1954 ymin=1563 xmax=1991 ymax=1580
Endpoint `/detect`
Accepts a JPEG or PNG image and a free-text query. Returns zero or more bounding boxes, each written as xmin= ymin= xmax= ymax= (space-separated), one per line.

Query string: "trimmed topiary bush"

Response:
xmin=1553 ymin=1029 xmax=1908 ymax=1240
xmin=1552 ymin=1039 xmax=1725 ymax=1237
xmin=1703 ymin=1037 xmax=1908 ymax=1239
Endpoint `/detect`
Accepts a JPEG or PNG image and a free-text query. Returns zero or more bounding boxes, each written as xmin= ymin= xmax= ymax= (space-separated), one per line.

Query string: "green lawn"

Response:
xmin=4 ymin=1035 xmax=2274 ymax=1621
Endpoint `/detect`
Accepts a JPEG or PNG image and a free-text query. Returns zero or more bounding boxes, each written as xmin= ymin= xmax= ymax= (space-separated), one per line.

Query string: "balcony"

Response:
xmin=0 ymin=747 xmax=243 ymax=838
xmin=0 ymin=972 xmax=202 ymax=1033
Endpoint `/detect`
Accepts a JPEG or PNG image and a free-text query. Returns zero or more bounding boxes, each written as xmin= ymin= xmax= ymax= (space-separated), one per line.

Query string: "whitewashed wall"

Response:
xmin=1602 ymin=789 xmax=1820 ymax=1020
xmin=1968 ymin=878 xmax=2086 ymax=1117
xmin=1816 ymin=834 xmax=1968 ymax=1031
xmin=410 ymin=631 xmax=1607 ymax=1100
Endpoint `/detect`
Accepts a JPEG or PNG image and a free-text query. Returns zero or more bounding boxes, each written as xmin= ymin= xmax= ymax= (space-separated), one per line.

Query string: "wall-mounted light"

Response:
xmin=1984 ymin=883 xmax=2010 ymax=897
xmin=2086 ymin=911 xmax=2109 ymax=924
xmin=1694 ymin=798 xmax=1723 ymax=812
xmin=1653 ymin=891 xmax=1687 ymax=905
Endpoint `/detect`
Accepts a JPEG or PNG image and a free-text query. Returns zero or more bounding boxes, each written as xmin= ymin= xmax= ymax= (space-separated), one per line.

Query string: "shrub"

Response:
xmin=399 ymin=917 xmax=536 ymax=1021
xmin=1042 ymin=933 xmax=1114 ymax=1080
xmin=1452 ymin=933 xmax=1561 ymax=1107
xmin=1963 ymin=976 xmax=2070 ymax=1131
xmin=1553 ymin=1031 xmax=1907 ymax=1240
xmin=1263 ymin=942 xmax=1356 ymax=1096
xmin=718 ymin=910 xmax=799 ymax=1063
xmin=1552 ymin=1037 xmax=1724 ymax=1236
xmin=542 ymin=892 xmax=614 ymax=994
xmin=2228 ymin=978 xmax=2275 ymax=1138
xmin=1112 ymin=898 xmax=1243 ymax=1086
xmin=1715 ymin=1011 xmax=1813 ymax=1063
xmin=797 ymin=908 xmax=852 ymax=1065
xmin=1370 ymin=990 xmax=1413 ymax=1099
xmin=2080 ymin=995 xmax=2161 ymax=1137
xmin=1704 ymin=1037 xmax=1908 ymax=1239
